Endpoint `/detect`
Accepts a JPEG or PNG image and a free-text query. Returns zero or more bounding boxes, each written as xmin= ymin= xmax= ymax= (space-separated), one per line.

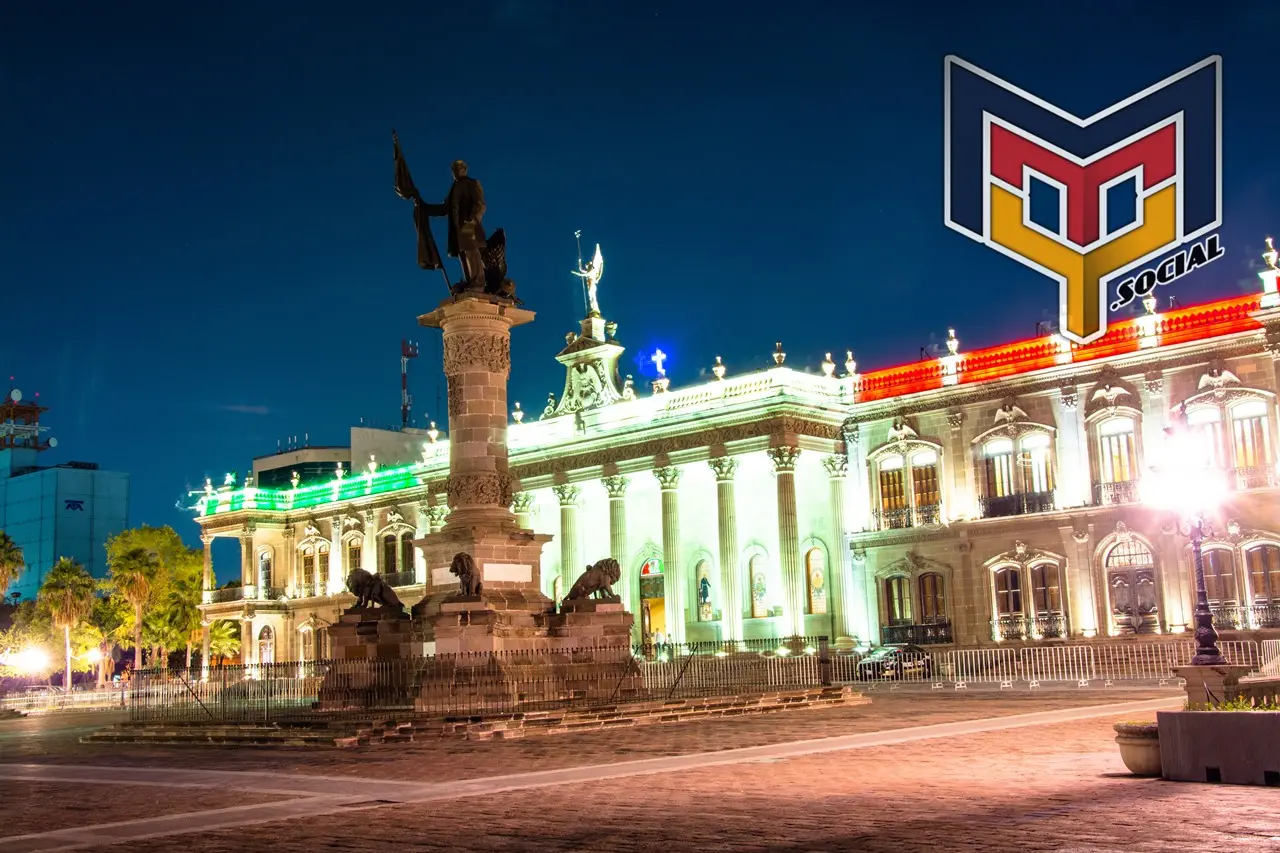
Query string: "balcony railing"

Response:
xmin=293 ymin=582 xmax=324 ymax=599
xmin=992 ymin=614 xmax=1027 ymax=641
xmin=882 ymin=618 xmax=953 ymax=646
xmin=871 ymin=504 xmax=941 ymax=531
xmin=382 ymin=571 xmax=419 ymax=588
xmin=1031 ymin=612 xmax=1067 ymax=639
xmin=1231 ymin=465 xmax=1278 ymax=491
xmin=1092 ymin=480 xmax=1140 ymax=506
xmin=1209 ymin=603 xmax=1280 ymax=630
xmin=993 ymin=613 xmax=1068 ymax=640
xmin=978 ymin=490 xmax=1056 ymax=519
xmin=1251 ymin=603 xmax=1280 ymax=629
xmin=204 ymin=586 xmax=244 ymax=604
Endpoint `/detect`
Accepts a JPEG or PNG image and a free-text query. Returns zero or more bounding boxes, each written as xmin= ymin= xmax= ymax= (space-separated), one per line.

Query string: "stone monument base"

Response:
xmin=327 ymin=607 xmax=416 ymax=661
xmin=316 ymin=607 xmax=417 ymax=710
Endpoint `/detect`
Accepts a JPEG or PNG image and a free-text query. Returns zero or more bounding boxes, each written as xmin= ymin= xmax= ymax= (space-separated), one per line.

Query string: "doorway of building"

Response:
xmin=1105 ymin=539 xmax=1159 ymax=634
xmin=639 ymin=557 xmax=666 ymax=641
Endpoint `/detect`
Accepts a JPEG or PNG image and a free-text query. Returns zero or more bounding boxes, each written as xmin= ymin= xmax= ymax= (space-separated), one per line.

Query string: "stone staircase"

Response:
xmin=81 ymin=685 xmax=868 ymax=748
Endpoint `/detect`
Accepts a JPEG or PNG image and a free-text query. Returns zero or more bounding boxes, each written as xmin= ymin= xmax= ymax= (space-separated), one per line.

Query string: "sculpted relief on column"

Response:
xmin=602 ymin=475 xmax=630 ymax=498
xmin=767 ymin=445 xmax=801 ymax=473
xmin=442 ymin=332 xmax=512 ymax=376
xmin=708 ymin=457 xmax=739 ymax=482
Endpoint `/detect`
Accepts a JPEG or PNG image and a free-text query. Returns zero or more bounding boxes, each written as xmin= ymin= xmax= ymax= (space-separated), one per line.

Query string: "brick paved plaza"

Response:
xmin=2 ymin=689 xmax=1278 ymax=852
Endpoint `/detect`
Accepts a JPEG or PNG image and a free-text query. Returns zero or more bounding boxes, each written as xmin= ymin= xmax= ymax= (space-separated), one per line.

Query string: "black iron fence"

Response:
xmin=129 ymin=636 xmax=833 ymax=724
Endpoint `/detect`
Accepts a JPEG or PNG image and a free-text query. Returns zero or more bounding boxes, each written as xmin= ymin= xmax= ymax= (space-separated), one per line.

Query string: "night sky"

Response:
xmin=3 ymin=1 xmax=1276 ymax=573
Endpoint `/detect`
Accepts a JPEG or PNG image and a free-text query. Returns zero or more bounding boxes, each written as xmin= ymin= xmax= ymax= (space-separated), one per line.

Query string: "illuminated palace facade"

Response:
xmin=193 ymin=263 xmax=1280 ymax=665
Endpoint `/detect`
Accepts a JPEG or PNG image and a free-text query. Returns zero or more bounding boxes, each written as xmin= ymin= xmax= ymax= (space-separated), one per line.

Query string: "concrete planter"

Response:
xmin=1113 ymin=722 xmax=1161 ymax=777
xmin=1157 ymin=710 xmax=1280 ymax=786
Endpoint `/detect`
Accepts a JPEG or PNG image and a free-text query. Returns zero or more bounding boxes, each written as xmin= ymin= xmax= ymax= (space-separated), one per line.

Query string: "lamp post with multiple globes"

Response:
xmin=1141 ymin=407 xmax=1229 ymax=666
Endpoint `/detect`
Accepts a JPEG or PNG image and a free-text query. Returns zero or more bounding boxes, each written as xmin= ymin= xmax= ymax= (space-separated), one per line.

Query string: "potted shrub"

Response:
xmin=1113 ymin=720 xmax=1161 ymax=776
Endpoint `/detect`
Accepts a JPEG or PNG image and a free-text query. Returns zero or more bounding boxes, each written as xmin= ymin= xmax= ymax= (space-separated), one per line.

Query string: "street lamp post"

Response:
xmin=1186 ymin=515 xmax=1228 ymax=666
xmin=1142 ymin=407 xmax=1230 ymax=667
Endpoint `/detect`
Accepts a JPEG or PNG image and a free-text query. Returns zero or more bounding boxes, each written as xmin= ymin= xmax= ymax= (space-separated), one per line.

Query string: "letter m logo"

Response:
xmin=944 ymin=56 xmax=1221 ymax=345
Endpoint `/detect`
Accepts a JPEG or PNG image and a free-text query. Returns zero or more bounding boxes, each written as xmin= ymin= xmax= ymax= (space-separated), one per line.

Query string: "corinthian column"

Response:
xmin=201 ymin=533 xmax=213 ymax=679
xmin=239 ymin=526 xmax=255 ymax=592
xmin=602 ymin=476 xmax=630 ymax=609
xmin=654 ymin=466 xmax=686 ymax=642
xmin=709 ymin=458 xmax=742 ymax=642
xmin=768 ymin=446 xmax=804 ymax=636
xmin=822 ymin=454 xmax=857 ymax=641
xmin=553 ymin=484 xmax=582 ymax=597
xmin=512 ymin=491 xmax=536 ymax=530
xmin=282 ymin=527 xmax=296 ymax=595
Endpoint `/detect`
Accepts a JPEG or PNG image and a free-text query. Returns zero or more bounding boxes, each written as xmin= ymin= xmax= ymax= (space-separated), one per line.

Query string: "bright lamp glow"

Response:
xmin=85 ymin=648 xmax=103 ymax=664
xmin=1 ymin=647 xmax=51 ymax=675
xmin=1141 ymin=428 xmax=1228 ymax=516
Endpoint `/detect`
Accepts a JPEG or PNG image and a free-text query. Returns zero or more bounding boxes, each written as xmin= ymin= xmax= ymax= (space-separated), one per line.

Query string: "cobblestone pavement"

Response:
xmin=4 ymin=690 xmax=1278 ymax=852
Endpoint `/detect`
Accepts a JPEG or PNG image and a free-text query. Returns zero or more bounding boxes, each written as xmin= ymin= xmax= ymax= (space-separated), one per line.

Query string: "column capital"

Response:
xmin=653 ymin=466 xmax=682 ymax=491
xmin=821 ymin=454 xmax=848 ymax=479
xmin=426 ymin=505 xmax=449 ymax=526
xmin=601 ymin=476 xmax=630 ymax=499
xmin=708 ymin=457 xmax=739 ymax=482
xmin=282 ymin=526 xmax=296 ymax=541
xmin=552 ymin=483 xmax=582 ymax=506
xmin=512 ymin=491 xmax=537 ymax=513
xmin=767 ymin=445 xmax=801 ymax=473
xmin=200 ymin=532 xmax=214 ymax=547
xmin=240 ymin=524 xmax=256 ymax=542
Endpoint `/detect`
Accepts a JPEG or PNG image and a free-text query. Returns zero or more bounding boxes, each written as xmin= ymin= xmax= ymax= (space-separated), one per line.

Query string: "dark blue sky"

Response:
xmin=3 ymin=1 xmax=1276 ymax=553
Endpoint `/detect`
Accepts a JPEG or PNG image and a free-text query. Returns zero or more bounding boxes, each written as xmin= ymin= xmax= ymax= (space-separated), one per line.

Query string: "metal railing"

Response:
xmin=871 ymin=504 xmax=940 ymax=531
xmin=128 ymin=637 xmax=834 ymax=723
xmin=0 ymin=685 xmax=131 ymax=713
xmin=204 ymin=586 xmax=244 ymax=604
xmin=1092 ymin=480 xmax=1141 ymax=506
xmin=882 ymin=619 xmax=953 ymax=645
xmin=382 ymin=571 xmax=419 ymax=588
xmin=978 ymin=491 xmax=1056 ymax=519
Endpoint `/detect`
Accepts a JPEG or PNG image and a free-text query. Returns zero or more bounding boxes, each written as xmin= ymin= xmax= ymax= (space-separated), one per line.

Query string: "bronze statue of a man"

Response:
xmin=423 ymin=160 xmax=487 ymax=289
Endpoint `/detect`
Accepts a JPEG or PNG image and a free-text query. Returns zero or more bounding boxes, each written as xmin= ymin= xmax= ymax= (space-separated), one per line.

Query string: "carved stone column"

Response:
xmin=239 ymin=526 xmax=255 ymax=591
xmin=201 ymin=533 xmax=214 ymax=596
xmin=1053 ymin=387 xmax=1089 ymax=508
xmin=240 ymin=616 xmax=255 ymax=667
xmin=427 ymin=504 xmax=449 ymax=534
xmin=512 ymin=491 xmax=537 ymax=530
xmin=768 ymin=446 xmax=804 ymax=636
xmin=553 ymin=484 xmax=582 ymax=596
xmin=282 ymin=527 xmax=296 ymax=595
xmin=361 ymin=510 xmax=378 ymax=575
xmin=327 ymin=516 xmax=344 ymax=594
xmin=421 ymin=297 xmax=532 ymax=530
xmin=843 ymin=424 xmax=872 ymax=532
xmin=200 ymin=618 xmax=211 ymax=680
xmin=709 ymin=458 xmax=742 ymax=642
xmin=602 ymin=476 xmax=630 ymax=610
xmin=655 ymin=466 xmax=686 ymax=642
xmin=822 ymin=454 xmax=856 ymax=641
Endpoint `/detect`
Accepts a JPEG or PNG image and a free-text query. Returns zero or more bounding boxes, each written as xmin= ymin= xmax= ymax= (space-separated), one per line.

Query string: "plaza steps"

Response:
xmin=80 ymin=685 xmax=868 ymax=748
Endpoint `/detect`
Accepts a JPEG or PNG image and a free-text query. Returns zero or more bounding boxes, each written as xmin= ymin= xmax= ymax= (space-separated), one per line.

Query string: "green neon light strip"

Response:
xmin=193 ymin=464 xmax=426 ymax=517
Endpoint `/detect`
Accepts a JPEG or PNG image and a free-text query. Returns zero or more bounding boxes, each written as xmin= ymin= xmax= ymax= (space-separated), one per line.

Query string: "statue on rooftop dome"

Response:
xmin=572 ymin=238 xmax=605 ymax=318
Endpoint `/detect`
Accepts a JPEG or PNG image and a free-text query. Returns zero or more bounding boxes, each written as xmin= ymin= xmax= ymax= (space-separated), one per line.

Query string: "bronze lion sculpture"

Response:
xmin=565 ymin=558 xmax=622 ymax=600
xmin=346 ymin=568 xmax=406 ymax=614
xmin=450 ymin=551 xmax=483 ymax=597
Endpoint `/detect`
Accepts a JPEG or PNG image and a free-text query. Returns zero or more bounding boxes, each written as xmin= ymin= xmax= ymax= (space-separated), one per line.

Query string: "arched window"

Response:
xmin=805 ymin=548 xmax=827 ymax=615
xmin=876 ymin=454 xmax=907 ymax=527
xmin=695 ymin=560 xmax=714 ymax=621
xmin=749 ymin=555 xmax=769 ymax=619
xmin=300 ymin=545 xmax=327 ymax=595
xmin=1020 ymin=433 xmax=1055 ymax=494
xmin=317 ymin=544 xmax=330 ymax=588
xmin=382 ymin=534 xmax=399 ymax=575
xmin=1230 ymin=399 xmax=1272 ymax=477
xmin=979 ymin=432 xmax=1055 ymax=517
xmin=346 ymin=538 xmax=362 ymax=572
xmin=1094 ymin=416 xmax=1140 ymax=506
xmin=919 ymin=572 xmax=945 ymax=620
xmin=257 ymin=551 xmax=273 ymax=592
xmin=910 ymin=450 xmax=940 ymax=519
xmin=1202 ymin=549 xmax=1237 ymax=603
xmin=1030 ymin=564 xmax=1062 ymax=613
xmin=257 ymin=625 xmax=275 ymax=666
xmin=883 ymin=576 xmax=910 ymax=624
xmin=993 ymin=567 xmax=1022 ymax=615
xmin=983 ymin=438 xmax=1016 ymax=499
xmin=1105 ymin=538 xmax=1158 ymax=634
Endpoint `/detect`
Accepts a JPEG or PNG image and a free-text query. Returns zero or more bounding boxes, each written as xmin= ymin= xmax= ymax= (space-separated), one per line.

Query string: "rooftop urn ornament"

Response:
xmin=946 ymin=328 xmax=960 ymax=356
xmin=542 ymin=393 xmax=557 ymax=419
xmin=844 ymin=350 xmax=857 ymax=376
xmin=1143 ymin=294 xmax=1158 ymax=315
xmin=290 ymin=471 xmax=300 ymax=490
xmin=773 ymin=342 xmax=786 ymax=365
xmin=426 ymin=421 xmax=440 ymax=443
xmin=224 ymin=472 xmax=236 ymax=487
xmin=335 ymin=462 xmax=346 ymax=481
xmin=821 ymin=353 xmax=836 ymax=377
xmin=621 ymin=375 xmax=636 ymax=401
xmin=204 ymin=478 xmax=214 ymax=497
xmin=1265 ymin=236 xmax=1279 ymax=271
xmin=605 ymin=320 xmax=618 ymax=340
xmin=512 ymin=402 xmax=524 ymax=424
xmin=712 ymin=356 xmax=726 ymax=381
xmin=367 ymin=454 xmax=378 ymax=477
xmin=1261 ymin=236 xmax=1280 ymax=308
xmin=244 ymin=475 xmax=253 ymax=489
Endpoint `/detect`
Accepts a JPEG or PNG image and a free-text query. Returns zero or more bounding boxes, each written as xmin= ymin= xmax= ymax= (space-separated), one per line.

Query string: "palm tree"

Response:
xmin=0 ymin=532 xmax=23 ymax=598
xmin=208 ymin=620 xmax=241 ymax=666
xmin=108 ymin=547 xmax=159 ymax=670
xmin=38 ymin=558 xmax=97 ymax=691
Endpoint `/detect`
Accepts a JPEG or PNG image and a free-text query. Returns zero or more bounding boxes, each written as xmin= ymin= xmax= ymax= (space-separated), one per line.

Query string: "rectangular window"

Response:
xmin=1187 ymin=407 xmax=1225 ymax=468
xmin=878 ymin=460 xmax=906 ymax=512
xmin=1020 ymin=434 xmax=1055 ymax=493
xmin=318 ymin=551 xmax=330 ymax=584
xmin=1247 ymin=547 xmax=1280 ymax=602
xmin=911 ymin=459 xmax=939 ymax=509
xmin=1203 ymin=549 xmax=1237 ymax=603
xmin=302 ymin=553 xmax=315 ymax=587
xmin=347 ymin=543 xmax=361 ymax=572
xmin=401 ymin=537 xmax=416 ymax=578
xmin=984 ymin=438 xmax=1015 ymax=498
xmin=1232 ymin=405 xmax=1270 ymax=470
xmin=995 ymin=570 xmax=1022 ymax=615
xmin=1031 ymin=565 xmax=1062 ymax=613
xmin=919 ymin=574 xmax=945 ymax=620
xmin=884 ymin=577 xmax=910 ymax=623
xmin=1097 ymin=418 xmax=1136 ymax=483
xmin=382 ymin=537 xmax=398 ymax=575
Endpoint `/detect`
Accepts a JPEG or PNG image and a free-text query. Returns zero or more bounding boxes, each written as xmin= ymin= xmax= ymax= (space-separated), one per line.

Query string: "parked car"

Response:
xmin=855 ymin=644 xmax=934 ymax=680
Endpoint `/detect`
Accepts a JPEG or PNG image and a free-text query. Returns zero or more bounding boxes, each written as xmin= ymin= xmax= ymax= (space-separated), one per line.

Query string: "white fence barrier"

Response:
xmin=1019 ymin=645 xmax=1097 ymax=685
xmin=1260 ymin=640 xmax=1280 ymax=676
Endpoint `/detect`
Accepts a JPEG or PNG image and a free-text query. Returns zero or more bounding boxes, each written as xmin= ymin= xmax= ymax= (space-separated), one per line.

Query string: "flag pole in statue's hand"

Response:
xmin=392 ymin=129 xmax=452 ymax=293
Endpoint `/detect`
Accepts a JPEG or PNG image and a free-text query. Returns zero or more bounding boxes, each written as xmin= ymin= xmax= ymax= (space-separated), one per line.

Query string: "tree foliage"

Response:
xmin=0 ymin=531 xmax=23 ymax=598
xmin=104 ymin=525 xmax=203 ymax=670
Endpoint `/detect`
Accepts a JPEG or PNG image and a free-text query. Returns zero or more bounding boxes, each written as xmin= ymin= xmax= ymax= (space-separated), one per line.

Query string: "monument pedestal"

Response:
xmin=327 ymin=607 xmax=416 ymax=660
xmin=316 ymin=608 xmax=417 ymax=710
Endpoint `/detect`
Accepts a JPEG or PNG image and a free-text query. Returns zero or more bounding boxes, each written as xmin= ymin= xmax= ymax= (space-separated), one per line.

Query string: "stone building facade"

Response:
xmin=193 ymin=262 xmax=1280 ymax=665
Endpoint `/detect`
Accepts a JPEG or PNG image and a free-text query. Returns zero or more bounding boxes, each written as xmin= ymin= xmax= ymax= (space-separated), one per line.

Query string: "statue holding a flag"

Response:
xmin=392 ymin=132 xmax=514 ymax=301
